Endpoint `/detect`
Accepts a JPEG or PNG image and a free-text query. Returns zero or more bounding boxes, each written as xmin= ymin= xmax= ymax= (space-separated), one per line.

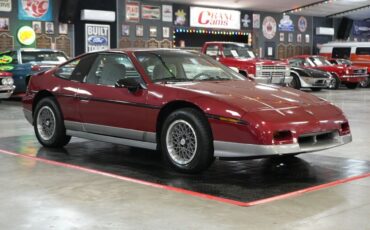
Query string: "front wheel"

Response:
xmin=288 ymin=75 xmax=301 ymax=89
xmin=328 ymin=75 xmax=340 ymax=89
xmin=345 ymin=83 xmax=358 ymax=89
xmin=34 ymin=97 xmax=71 ymax=148
xmin=160 ymin=108 xmax=214 ymax=173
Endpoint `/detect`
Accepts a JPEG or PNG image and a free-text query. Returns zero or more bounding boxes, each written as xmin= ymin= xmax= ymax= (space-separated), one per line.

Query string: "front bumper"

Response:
xmin=299 ymin=77 xmax=331 ymax=88
xmin=214 ymin=133 xmax=352 ymax=158
xmin=0 ymin=85 xmax=15 ymax=99
xmin=254 ymin=76 xmax=293 ymax=85
xmin=340 ymin=75 xmax=367 ymax=83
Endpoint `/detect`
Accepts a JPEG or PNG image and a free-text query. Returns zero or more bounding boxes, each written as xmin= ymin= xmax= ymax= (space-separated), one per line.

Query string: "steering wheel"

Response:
xmin=193 ymin=72 xmax=213 ymax=80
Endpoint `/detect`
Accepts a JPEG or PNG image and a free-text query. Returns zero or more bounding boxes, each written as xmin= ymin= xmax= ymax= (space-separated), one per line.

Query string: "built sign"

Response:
xmin=190 ymin=7 xmax=240 ymax=30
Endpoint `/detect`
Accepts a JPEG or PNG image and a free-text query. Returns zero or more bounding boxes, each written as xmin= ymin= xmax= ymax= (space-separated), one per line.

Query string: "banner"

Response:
xmin=142 ymin=5 xmax=160 ymax=20
xmin=85 ymin=24 xmax=110 ymax=53
xmin=18 ymin=0 xmax=52 ymax=21
xmin=190 ymin=7 xmax=240 ymax=30
xmin=0 ymin=0 xmax=11 ymax=12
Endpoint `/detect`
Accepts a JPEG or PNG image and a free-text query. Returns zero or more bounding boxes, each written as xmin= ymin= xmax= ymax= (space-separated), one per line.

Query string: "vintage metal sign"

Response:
xmin=190 ymin=7 xmax=240 ymax=30
xmin=85 ymin=24 xmax=110 ymax=53
xmin=0 ymin=0 xmax=11 ymax=12
xmin=18 ymin=0 xmax=52 ymax=21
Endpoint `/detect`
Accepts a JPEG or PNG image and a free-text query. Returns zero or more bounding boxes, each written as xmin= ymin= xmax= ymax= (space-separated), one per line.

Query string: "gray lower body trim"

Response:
xmin=214 ymin=134 xmax=352 ymax=158
xmin=66 ymin=130 xmax=157 ymax=150
xmin=65 ymin=120 xmax=156 ymax=143
xmin=23 ymin=108 xmax=33 ymax=125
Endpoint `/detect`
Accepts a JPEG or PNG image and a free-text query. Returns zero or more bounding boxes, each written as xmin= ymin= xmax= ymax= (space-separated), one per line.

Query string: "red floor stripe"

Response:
xmin=1 ymin=148 xmax=370 ymax=207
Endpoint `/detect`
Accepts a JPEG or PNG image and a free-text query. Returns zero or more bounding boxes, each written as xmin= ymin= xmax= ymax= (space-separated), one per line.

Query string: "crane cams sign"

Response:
xmin=85 ymin=24 xmax=110 ymax=53
xmin=190 ymin=7 xmax=240 ymax=30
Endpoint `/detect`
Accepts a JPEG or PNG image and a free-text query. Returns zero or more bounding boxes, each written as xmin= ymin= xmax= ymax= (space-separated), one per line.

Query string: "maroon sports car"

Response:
xmin=23 ymin=49 xmax=352 ymax=173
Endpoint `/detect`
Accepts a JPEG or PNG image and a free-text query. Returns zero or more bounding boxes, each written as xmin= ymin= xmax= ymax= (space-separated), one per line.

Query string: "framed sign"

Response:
xmin=122 ymin=24 xmax=130 ymax=36
xmin=162 ymin=5 xmax=172 ymax=22
xmin=18 ymin=0 xmax=52 ymax=21
xmin=262 ymin=16 xmax=277 ymax=39
xmin=190 ymin=7 xmax=240 ymax=30
xmin=252 ymin=14 xmax=260 ymax=29
xmin=59 ymin=23 xmax=68 ymax=34
xmin=125 ymin=1 xmax=140 ymax=23
xmin=0 ymin=0 xmax=11 ymax=12
xmin=136 ymin=25 xmax=143 ymax=37
xmin=142 ymin=5 xmax=160 ymax=20
xmin=85 ymin=24 xmax=110 ymax=52
xmin=149 ymin=26 xmax=157 ymax=38
xmin=163 ymin=27 xmax=170 ymax=38
xmin=45 ymin=21 xmax=54 ymax=34
xmin=32 ymin=21 xmax=41 ymax=33
xmin=0 ymin=17 xmax=9 ymax=31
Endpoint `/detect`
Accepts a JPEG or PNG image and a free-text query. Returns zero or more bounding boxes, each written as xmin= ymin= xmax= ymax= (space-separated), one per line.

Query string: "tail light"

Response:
xmin=273 ymin=130 xmax=294 ymax=145
xmin=339 ymin=122 xmax=350 ymax=136
xmin=0 ymin=71 xmax=12 ymax=77
xmin=31 ymin=65 xmax=41 ymax=71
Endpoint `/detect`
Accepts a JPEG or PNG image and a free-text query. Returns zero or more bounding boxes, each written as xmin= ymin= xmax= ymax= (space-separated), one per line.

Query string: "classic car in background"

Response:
xmin=0 ymin=71 xmax=15 ymax=100
xmin=289 ymin=55 xmax=368 ymax=89
xmin=201 ymin=42 xmax=292 ymax=86
xmin=288 ymin=64 xmax=332 ymax=91
xmin=0 ymin=48 xmax=68 ymax=95
xmin=23 ymin=49 xmax=352 ymax=173
xmin=329 ymin=58 xmax=369 ymax=88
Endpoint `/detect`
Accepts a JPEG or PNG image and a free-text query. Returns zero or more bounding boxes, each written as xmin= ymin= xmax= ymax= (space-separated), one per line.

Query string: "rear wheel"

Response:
xmin=328 ymin=75 xmax=340 ymax=89
xmin=160 ymin=108 xmax=214 ymax=173
xmin=34 ymin=97 xmax=71 ymax=147
xmin=310 ymin=88 xmax=322 ymax=92
xmin=288 ymin=75 xmax=301 ymax=89
xmin=345 ymin=83 xmax=358 ymax=89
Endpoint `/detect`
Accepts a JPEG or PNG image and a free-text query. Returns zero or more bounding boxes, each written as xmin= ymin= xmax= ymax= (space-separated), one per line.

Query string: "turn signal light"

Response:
xmin=339 ymin=122 xmax=350 ymax=136
xmin=273 ymin=130 xmax=293 ymax=145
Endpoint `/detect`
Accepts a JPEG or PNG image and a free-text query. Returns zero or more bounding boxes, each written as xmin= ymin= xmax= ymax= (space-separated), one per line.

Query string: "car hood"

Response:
xmin=292 ymin=67 xmax=331 ymax=78
xmin=166 ymin=80 xmax=326 ymax=113
xmin=232 ymin=58 xmax=288 ymax=66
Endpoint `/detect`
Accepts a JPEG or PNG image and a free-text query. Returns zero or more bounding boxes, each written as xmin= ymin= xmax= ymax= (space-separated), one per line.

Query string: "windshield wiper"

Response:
xmin=154 ymin=77 xmax=192 ymax=83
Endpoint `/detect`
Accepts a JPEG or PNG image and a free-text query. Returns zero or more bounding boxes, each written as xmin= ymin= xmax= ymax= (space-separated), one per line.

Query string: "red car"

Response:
xmin=201 ymin=42 xmax=292 ymax=85
xmin=23 ymin=49 xmax=352 ymax=173
xmin=289 ymin=55 xmax=367 ymax=89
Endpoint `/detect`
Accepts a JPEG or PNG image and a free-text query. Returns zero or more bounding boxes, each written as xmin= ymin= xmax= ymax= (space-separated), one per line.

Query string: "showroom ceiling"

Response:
xmin=158 ymin=0 xmax=370 ymax=19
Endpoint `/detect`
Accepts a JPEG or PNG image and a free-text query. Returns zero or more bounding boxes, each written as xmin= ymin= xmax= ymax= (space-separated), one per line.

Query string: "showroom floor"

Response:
xmin=0 ymin=89 xmax=370 ymax=230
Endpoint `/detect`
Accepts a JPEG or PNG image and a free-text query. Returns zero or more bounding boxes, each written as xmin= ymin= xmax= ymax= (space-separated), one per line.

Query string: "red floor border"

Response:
xmin=1 ymin=148 xmax=369 ymax=207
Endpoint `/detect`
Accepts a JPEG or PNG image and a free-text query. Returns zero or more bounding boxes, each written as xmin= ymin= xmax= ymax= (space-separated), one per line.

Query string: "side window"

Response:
xmin=55 ymin=54 xmax=97 ymax=81
xmin=332 ymin=47 xmax=351 ymax=59
xmin=85 ymin=54 xmax=141 ymax=86
xmin=205 ymin=45 xmax=220 ymax=58
xmin=55 ymin=59 xmax=80 ymax=79
xmin=356 ymin=48 xmax=370 ymax=55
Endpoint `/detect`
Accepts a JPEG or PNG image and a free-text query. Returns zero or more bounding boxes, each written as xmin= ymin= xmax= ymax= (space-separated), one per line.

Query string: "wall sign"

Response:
xmin=162 ymin=5 xmax=172 ymax=22
xmin=18 ymin=0 xmax=52 ymax=21
xmin=298 ymin=16 xmax=307 ymax=33
xmin=262 ymin=16 xmax=276 ymax=39
xmin=125 ymin=1 xmax=140 ymax=23
xmin=0 ymin=17 xmax=9 ymax=31
xmin=0 ymin=0 xmax=11 ymax=12
xmin=142 ymin=5 xmax=160 ymax=20
xmin=85 ymin=24 xmax=110 ymax=53
xmin=278 ymin=15 xmax=294 ymax=32
xmin=190 ymin=7 xmax=240 ymax=30
xmin=252 ymin=14 xmax=260 ymax=29
xmin=173 ymin=5 xmax=189 ymax=26
xmin=241 ymin=13 xmax=251 ymax=28
xmin=17 ymin=26 xmax=36 ymax=45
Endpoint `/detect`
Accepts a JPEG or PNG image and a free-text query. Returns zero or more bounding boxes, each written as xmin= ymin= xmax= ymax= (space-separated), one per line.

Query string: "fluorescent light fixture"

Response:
xmin=81 ymin=9 xmax=116 ymax=22
xmin=316 ymin=27 xmax=335 ymax=36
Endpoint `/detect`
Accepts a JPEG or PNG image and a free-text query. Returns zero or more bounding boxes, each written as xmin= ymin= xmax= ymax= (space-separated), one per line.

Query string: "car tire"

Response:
xmin=34 ymin=97 xmax=71 ymax=148
xmin=160 ymin=108 xmax=214 ymax=173
xmin=345 ymin=83 xmax=358 ymax=89
xmin=328 ymin=75 xmax=340 ymax=90
xmin=288 ymin=75 xmax=301 ymax=89
xmin=310 ymin=88 xmax=322 ymax=92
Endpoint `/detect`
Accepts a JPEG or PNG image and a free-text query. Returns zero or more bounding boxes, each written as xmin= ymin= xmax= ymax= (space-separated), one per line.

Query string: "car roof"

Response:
xmin=7 ymin=48 xmax=64 ymax=52
xmin=320 ymin=41 xmax=370 ymax=47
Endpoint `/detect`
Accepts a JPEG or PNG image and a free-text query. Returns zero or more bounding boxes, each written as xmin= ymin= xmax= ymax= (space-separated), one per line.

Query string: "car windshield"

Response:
xmin=21 ymin=51 xmax=68 ymax=64
xmin=135 ymin=51 xmax=245 ymax=83
xmin=223 ymin=43 xmax=256 ymax=59
xmin=308 ymin=57 xmax=332 ymax=67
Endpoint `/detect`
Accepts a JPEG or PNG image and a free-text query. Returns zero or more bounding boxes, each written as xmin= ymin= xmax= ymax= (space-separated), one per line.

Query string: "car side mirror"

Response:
xmin=115 ymin=78 xmax=146 ymax=92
